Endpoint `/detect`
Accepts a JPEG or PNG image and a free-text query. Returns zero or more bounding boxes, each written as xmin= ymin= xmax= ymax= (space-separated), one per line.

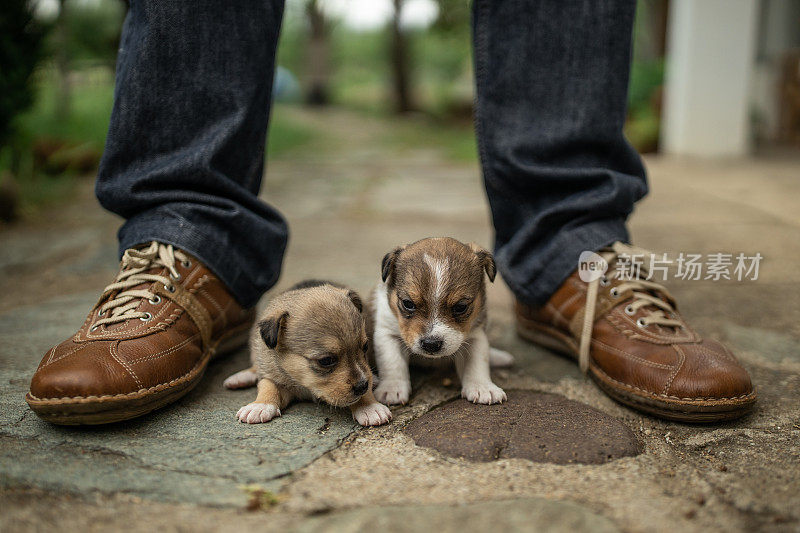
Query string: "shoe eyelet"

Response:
xmin=599 ymin=277 xmax=610 ymax=287
xmin=182 ymin=259 xmax=192 ymax=268
xmin=140 ymin=312 xmax=153 ymax=322
xmin=170 ymin=272 xmax=182 ymax=281
xmin=165 ymin=284 xmax=176 ymax=293
xmin=624 ymin=305 xmax=635 ymax=316
xmin=610 ymin=287 xmax=620 ymax=298
xmin=90 ymin=325 xmax=99 ymax=332
xmin=97 ymin=309 xmax=105 ymax=317
xmin=636 ymin=317 xmax=648 ymax=328
xmin=148 ymin=295 xmax=162 ymax=305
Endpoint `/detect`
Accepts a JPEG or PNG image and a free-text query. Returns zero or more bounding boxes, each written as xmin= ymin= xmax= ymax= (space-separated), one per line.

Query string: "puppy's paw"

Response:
xmin=224 ymin=369 xmax=259 ymax=389
xmin=489 ymin=347 xmax=515 ymax=368
xmin=374 ymin=379 xmax=411 ymax=405
xmin=461 ymin=382 xmax=507 ymax=404
xmin=352 ymin=402 xmax=393 ymax=426
xmin=236 ymin=402 xmax=281 ymax=424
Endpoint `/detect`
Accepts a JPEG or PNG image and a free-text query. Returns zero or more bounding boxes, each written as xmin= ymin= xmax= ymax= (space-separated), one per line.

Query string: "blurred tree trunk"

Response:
xmin=305 ymin=0 xmax=330 ymax=106
xmin=390 ymin=0 xmax=414 ymax=113
xmin=55 ymin=0 xmax=71 ymax=119
xmin=651 ymin=0 xmax=669 ymax=58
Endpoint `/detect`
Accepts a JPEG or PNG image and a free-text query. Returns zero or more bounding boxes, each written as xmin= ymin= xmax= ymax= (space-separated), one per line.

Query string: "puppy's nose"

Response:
xmin=352 ymin=379 xmax=369 ymax=396
xmin=421 ymin=337 xmax=444 ymax=354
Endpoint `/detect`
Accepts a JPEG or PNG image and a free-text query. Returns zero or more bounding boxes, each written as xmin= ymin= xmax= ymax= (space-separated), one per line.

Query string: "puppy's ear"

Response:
xmin=469 ymin=243 xmax=496 ymax=283
xmin=381 ymin=246 xmax=404 ymax=284
xmin=259 ymin=311 xmax=289 ymax=349
xmin=347 ymin=290 xmax=363 ymax=313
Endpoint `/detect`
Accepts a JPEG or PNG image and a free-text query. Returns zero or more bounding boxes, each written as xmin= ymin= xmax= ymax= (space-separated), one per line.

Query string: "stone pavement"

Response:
xmin=1 ymin=108 xmax=799 ymax=532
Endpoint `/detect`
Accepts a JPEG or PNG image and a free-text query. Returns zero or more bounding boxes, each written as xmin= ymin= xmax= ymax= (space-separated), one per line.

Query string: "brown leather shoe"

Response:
xmin=515 ymin=242 xmax=756 ymax=422
xmin=26 ymin=241 xmax=255 ymax=425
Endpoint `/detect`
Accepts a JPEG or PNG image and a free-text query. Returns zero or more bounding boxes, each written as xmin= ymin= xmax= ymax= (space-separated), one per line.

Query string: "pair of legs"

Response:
xmin=96 ymin=0 xmax=645 ymax=306
xmin=31 ymin=0 xmax=757 ymax=425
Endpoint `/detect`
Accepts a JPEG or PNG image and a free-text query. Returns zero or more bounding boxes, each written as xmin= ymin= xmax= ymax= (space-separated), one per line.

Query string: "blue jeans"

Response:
xmin=96 ymin=0 xmax=647 ymax=308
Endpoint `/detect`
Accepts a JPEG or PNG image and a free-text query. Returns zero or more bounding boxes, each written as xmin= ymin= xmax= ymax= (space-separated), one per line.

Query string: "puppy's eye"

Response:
xmin=362 ymin=341 xmax=369 ymax=353
xmin=317 ymin=355 xmax=339 ymax=368
xmin=401 ymin=299 xmax=416 ymax=312
xmin=452 ymin=302 xmax=469 ymax=315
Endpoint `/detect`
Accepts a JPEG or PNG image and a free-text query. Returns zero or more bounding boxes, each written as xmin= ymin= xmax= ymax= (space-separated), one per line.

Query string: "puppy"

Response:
xmin=224 ymin=280 xmax=392 ymax=426
xmin=371 ymin=237 xmax=514 ymax=405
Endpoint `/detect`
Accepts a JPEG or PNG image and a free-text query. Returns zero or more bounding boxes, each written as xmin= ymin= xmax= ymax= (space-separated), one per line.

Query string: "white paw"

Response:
xmin=237 ymin=403 xmax=280 ymax=424
xmin=352 ymin=402 xmax=393 ymax=426
xmin=374 ymin=379 xmax=411 ymax=405
xmin=461 ymin=382 xmax=507 ymax=404
xmin=489 ymin=347 xmax=515 ymax=368
xmin=224 ymin=369 xmax=259 ymax=389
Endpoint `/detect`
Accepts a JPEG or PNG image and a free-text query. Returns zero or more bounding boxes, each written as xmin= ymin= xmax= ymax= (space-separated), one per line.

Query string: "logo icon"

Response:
xmin=578 ymin=251 xmax=608 ymax=282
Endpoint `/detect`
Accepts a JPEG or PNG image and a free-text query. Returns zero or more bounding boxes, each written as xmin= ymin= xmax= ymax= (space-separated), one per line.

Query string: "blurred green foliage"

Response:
xmin=0 ymin=0 xmax=45 ymax=145
xmin=54 ymin=0 xmax=125 ymax=66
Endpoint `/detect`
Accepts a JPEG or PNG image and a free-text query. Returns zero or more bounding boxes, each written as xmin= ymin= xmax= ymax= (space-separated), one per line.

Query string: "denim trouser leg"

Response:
xmin=473 ymin=0 xmax=649 ymax=306
xmin=95 ymin=0 xmax=287 ymax=308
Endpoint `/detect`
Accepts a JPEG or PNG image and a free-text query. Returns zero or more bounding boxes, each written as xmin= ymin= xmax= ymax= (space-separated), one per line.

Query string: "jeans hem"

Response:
xmin=118 ymin=211 xmax=279 ymax=308
xmin=501 ymin=218 xmax=629 ymax=307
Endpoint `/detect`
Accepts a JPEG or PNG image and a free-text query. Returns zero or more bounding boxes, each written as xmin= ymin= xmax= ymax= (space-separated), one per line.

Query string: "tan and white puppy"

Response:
xmin=224 ymin=280 xmax=392 ymax=426
xmin=372 ymin=237 xmax=514 ymax=405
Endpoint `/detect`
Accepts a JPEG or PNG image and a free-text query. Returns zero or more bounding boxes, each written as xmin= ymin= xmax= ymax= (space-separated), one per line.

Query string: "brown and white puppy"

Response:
xmin=224 ymin=280 xmax=392 ymax=426
xmin=372 ymin=237 xmax=514 ymax=405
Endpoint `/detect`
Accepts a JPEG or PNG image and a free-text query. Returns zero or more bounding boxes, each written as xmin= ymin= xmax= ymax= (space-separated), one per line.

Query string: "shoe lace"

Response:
xmin=579 ymin=242 xmax=683 ymax=373
xmin=93 ymin=242 xmax=189 ymax=329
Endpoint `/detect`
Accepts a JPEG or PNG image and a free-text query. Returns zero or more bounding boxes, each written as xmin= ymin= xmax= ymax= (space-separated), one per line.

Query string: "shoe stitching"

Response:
xmin=27 ymin=326 xmax=250 ymax=403
xmin=45 ymin=345 xmax=58 ymax=366
xmin=150 ymin=309 xmax=184 ymax=331
xmin=190 ymin=273 xmax=211 ymax=292
xmin=42 ymin=343 xmax=86 ymax=369
xmin=590 ymin=362 xmax=755 ymax=402
xmin=663 ymin=344 xmax=687 ymax=396
xmin=109 ymin=341 xmax=143 ymax=390
xmin=555 ymin=290 xmax=582 ymax=320
xmin=591 ymin=339 xmax=675 ymax=370
xmin=544 ymin=302 xmax=570 ymax=329
xmin=127 ymin=333 xmax=200 ymax=365
xmin=720 ymin=343 xmax=740 ymax=363
xmin=691 ymin=344 xmax=738 ymax=364
xmin=197 ymin=286 xmax=226 ymax=328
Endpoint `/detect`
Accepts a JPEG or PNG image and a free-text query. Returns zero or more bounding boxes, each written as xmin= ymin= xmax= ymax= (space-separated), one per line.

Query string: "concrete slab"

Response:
xmin=294 ymin=498 xmax=620 ymax=533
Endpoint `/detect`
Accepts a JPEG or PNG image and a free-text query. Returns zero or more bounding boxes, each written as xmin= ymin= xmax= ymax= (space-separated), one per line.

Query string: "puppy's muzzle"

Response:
xmin=352 ymin=379 xmax=369 ymax=397
xmin=420 ymin=336 xmax=444 ymax=355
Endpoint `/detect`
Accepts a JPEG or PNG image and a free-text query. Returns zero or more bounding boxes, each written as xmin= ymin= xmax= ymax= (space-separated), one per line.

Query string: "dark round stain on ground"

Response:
xmin=404 ymin=390 xmax=641 ymax=464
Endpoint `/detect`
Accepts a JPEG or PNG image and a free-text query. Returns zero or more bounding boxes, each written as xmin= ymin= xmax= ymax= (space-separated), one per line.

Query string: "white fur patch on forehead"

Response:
xmin=423 ymin=253 xmax=450 ymax=306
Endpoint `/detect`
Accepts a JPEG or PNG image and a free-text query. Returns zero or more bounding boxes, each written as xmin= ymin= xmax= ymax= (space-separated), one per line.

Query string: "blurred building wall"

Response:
xmin=751 ymin=0 xmax=800 ymax=145
xmin=661 ymin=0 xmax=759 ymax=156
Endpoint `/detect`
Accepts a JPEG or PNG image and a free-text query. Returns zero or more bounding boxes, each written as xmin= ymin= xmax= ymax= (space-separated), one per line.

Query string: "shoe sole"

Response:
xmin=515 ymin=318 xmax=757 ymax=423
xmin=25 ymin=323 xmax=252 ymax=425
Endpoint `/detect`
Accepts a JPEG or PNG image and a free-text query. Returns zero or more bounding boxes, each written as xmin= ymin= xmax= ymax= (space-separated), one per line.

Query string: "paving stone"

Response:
xmin=0 ymin=294 xmax=358 ymax=507
xmin=722 ymin=323 xmax=800 ymax=365
xmin=404 ymin=390 xmax=641 ymax=464
xmin=294 ymin=498 xmax=620 ymax=533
